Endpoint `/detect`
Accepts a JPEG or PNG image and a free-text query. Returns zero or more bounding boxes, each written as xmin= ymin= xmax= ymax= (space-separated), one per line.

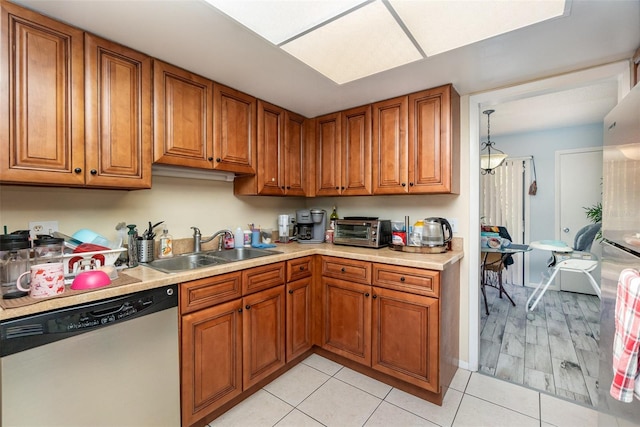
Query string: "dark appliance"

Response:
xmin=333 ymin=219 xmax=392 ymax=248
xmin=295 ymin=209 xmax=326 ymax=243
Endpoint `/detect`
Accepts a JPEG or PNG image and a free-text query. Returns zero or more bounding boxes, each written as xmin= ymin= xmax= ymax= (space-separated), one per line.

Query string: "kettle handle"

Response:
xmin=441 ymin=219 xmax=453 ymax=243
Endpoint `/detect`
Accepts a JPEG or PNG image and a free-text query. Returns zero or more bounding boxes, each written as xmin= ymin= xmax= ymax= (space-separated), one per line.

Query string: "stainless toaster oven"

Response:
xmin=333 ymin=219 xmax=392 ymax=248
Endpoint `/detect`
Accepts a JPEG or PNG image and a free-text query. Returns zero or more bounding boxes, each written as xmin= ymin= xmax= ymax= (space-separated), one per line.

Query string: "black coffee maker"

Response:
xmin=294 ymin=209 xmax=326 ymax=243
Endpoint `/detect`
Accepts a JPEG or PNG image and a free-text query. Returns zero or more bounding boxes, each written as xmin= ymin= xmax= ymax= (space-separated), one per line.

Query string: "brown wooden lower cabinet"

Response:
xmin=321 ymin=276 xmax=372 ymax=366
xmin=372 ymin=286 xmax=439 ymax=392
xmin=286 ymin=276 xmax=313 ymax=361
xmin=242 ymin=284 xmax=286 ymax=389
xmin=180 ymin=255 xmax=460 ymax=426
xmin=181 ymin=298 xmax=243 ymax=427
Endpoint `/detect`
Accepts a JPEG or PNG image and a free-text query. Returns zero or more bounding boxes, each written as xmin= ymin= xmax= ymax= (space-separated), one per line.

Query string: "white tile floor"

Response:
xmin=208 ymin=354 xmax=599 ymax=427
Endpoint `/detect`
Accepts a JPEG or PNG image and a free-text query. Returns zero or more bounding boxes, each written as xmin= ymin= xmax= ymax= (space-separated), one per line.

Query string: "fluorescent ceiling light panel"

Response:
xmin=203 ymin=0 xmax=368 ymax=45
xmin=389 ymin=0 xmax=568 ymax=56
xmin=280 ymin=1 xmax=422 ymax=84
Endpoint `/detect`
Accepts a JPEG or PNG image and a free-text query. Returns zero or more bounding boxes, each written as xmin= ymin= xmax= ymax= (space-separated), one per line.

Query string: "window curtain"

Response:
xmin=481 ymin=158 xmax=531 ymax=285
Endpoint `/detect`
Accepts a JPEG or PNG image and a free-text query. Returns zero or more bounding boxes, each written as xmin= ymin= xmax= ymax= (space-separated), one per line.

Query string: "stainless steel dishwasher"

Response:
xmin=1 ymin=285 xmax=180 ymax=426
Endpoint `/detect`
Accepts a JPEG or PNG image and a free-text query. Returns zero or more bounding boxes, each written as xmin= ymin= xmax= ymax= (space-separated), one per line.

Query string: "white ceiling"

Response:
xmin=12 ymin=0 xmax=640 ymax=133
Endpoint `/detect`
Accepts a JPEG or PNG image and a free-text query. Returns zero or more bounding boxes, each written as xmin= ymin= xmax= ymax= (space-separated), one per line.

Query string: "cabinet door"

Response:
xmin=0 ymin=2 xmax=84 ymax=186
xmin=283 ymin=111 xmax=307 ymax=196
xmin=243 ymin=285 xmax=286 ymax=389
xmin=372 ymin=286 xmax=439 ymax=392
xmin=322 ymin=276 xmax=371 ymax=365
xmin=256 ymin=100 xmax=284 ymax=196
xmin=315 ymin=112 xmax=342 ymax=196
xmin=181 ymin=298 xmax=243 ymax=427
xmin=286 ymin=276 xmax=312 ymax=361
xmin=341 ymin=105 xmax=372 ymax=195
xmin=153 ymin=60 xmax=213 ymax=169
xmin=372 ymin=96 xmax=408 ymax=194
xmin=408 ymin=85 xmax=459 ymax=194
xmin=213 ymin=84 xmax=256 ymax=174
xmin=85 ymin=34 xmax=151 ymax=188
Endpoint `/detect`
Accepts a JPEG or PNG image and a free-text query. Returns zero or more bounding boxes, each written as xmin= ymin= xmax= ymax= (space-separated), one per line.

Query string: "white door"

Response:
xmin=556 ymin=147 xmax=602 ymax=294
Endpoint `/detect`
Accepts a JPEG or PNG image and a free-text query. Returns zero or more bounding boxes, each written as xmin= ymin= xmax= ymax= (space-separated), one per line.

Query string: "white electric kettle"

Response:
xmin=421 ymin=217 xmax=453 ymax=247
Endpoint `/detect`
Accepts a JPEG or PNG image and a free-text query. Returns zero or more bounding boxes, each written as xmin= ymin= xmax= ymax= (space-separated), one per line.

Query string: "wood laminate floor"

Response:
xmin=480 ymin=279 xmax=600 ymax=407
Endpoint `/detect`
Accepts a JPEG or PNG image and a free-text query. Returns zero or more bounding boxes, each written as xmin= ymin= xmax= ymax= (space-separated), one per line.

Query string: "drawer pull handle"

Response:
xmin=400 ymin=277 xmax=406 ymax=282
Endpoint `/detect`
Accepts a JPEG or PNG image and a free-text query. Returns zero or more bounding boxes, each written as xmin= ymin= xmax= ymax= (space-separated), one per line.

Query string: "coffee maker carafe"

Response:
xmin=295 ymin=209 xmax=326 ymax=243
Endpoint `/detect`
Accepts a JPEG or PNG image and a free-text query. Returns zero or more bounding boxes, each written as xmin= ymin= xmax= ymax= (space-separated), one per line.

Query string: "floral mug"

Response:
xmin=17 ymin=263 xmax=65 ymax=298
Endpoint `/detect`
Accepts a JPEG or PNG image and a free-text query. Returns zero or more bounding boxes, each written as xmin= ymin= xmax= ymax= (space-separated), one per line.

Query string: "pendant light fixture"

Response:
xmin=480 ymin=109 xmax=507 ymax=175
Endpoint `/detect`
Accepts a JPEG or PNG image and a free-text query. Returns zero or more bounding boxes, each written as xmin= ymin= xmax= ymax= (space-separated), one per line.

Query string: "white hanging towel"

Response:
xmin=611 ymin=268 xmax=640 ymax=402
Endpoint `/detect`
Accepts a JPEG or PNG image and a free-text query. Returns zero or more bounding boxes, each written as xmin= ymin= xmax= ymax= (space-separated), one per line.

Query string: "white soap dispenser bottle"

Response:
xmin=234 ymin=227 xmax=244 ymax=249
xmin=158 ymin=227 xmax=173 ymax=258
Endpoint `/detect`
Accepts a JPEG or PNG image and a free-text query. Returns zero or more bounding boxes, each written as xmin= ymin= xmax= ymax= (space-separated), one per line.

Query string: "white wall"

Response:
xmin=495 ymin=123 xmax=604 ymax=282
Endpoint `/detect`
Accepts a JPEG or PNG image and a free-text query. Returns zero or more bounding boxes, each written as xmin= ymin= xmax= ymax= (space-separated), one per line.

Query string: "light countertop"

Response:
xmin=1 ymin=243 xmax=463 ymax=321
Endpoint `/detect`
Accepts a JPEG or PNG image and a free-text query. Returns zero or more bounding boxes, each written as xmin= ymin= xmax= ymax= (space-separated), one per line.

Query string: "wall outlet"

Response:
xmin=29 ymin=221 xmax=59 ymax=240
xmin=449 ymin=218 xmax=458 ymax=233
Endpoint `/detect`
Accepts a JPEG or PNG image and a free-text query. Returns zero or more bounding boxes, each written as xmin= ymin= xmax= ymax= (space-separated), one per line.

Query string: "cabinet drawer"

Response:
xmin=372 ymin=263 xmax=440 ymax=297
xmin=180 ymin=271 xmax=242 ymax=314
xmin=322 ymin=256 xmax=371 ymax=285
xmin=242 ymin=262 xmax=286 ymax=294
xmin=287 ymin=256 xmax=313 ymax=282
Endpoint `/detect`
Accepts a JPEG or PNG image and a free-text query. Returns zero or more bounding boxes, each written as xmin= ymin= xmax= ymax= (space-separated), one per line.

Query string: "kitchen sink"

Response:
xmin=143 ymin=248 xmax=281 ymax=273
xmin=203 ymin=247 xmax=282 ymax=262
xmin=143 ymin=253 xmax=230 ymax=273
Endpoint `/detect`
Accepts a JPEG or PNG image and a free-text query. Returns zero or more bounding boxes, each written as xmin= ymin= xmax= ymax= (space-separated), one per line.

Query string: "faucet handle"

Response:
xmin=191 ymin=226 xmax=201 ymax=236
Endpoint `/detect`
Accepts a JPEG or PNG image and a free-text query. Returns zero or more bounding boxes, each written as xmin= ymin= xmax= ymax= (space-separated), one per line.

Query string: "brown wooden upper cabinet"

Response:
xmin=234 ymin=100 xmax=306 ymax=196
xmin=213 ymin=84 xmax=256 ymax=174
xmin=373 ymin=84 xmax=460 ymax=194
xmin=315 ymin=106 xmax=372 ymax=196
xmin=0 ymin=2 xmax=151 ymax=189
xmin=153 ymin=60 xmax=214 ymax=169
xmin=0 ymin=2 xmax=84 ymax=186
xmin=84 ymin=34 xmax=152 ymax=189
xmin=153 ymin=66 xmax=255 ymax=175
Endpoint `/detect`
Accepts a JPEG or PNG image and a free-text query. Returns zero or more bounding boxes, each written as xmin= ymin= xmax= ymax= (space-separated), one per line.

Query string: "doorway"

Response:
xmin=556 ymin=147 xmax=603 ymax=295
xmin=467 ymin=61 xmax=631 ymax=376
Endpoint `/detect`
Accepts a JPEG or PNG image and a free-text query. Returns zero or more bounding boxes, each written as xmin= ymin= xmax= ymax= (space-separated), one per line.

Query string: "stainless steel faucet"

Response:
xmin=191 ymin=227 xmax=233 ymax=252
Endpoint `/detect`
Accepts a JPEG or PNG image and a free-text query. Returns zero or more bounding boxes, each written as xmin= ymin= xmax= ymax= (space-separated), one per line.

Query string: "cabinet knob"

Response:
xmin=335 ymin=186 xmax=339 ymax=190
xmin=364 ymin=292 xmax=370 ymax=297
xmin=216 ymin=158 xmax=221 ymax=162
xmin=372 ymin=295 xmax=377 ymax=299
xmin=74 ymin=167 xmax=82 ymax=174
xmin=208 ymin=157 xmax=214 ymax=161
xmin=299 ymin=266 xmax=305 ymax=271
xmin=400 ymin=276 xmax=406 ymax=282
xmin=286 ymin=186 xmax=291 ymax=190
xmin=409 ymin=182 xmax=414 ymax=187
xmin=90 ymin=169 xmax=97 ymax=175
xmin=341 ymin=186 xmax=345 ymax=190
xmin=401 ymin=182 xmax=406 ymax=187
xmin=245 ymin=305 xmax=251 ymax=310
xmin=238 ymin=308 xmax=243 ymax=313
xmin=341 ymin=267 xmax=346 ymax=273
xmin=282 ymin=186 xmax=286 ymax=190
xmin=288 ymin=289 xmax=294 ymax=294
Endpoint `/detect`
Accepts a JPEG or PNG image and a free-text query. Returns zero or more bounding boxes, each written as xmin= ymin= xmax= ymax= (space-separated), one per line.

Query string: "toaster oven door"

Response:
xmin=335 ymin=222 xmax=372 ymax=242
